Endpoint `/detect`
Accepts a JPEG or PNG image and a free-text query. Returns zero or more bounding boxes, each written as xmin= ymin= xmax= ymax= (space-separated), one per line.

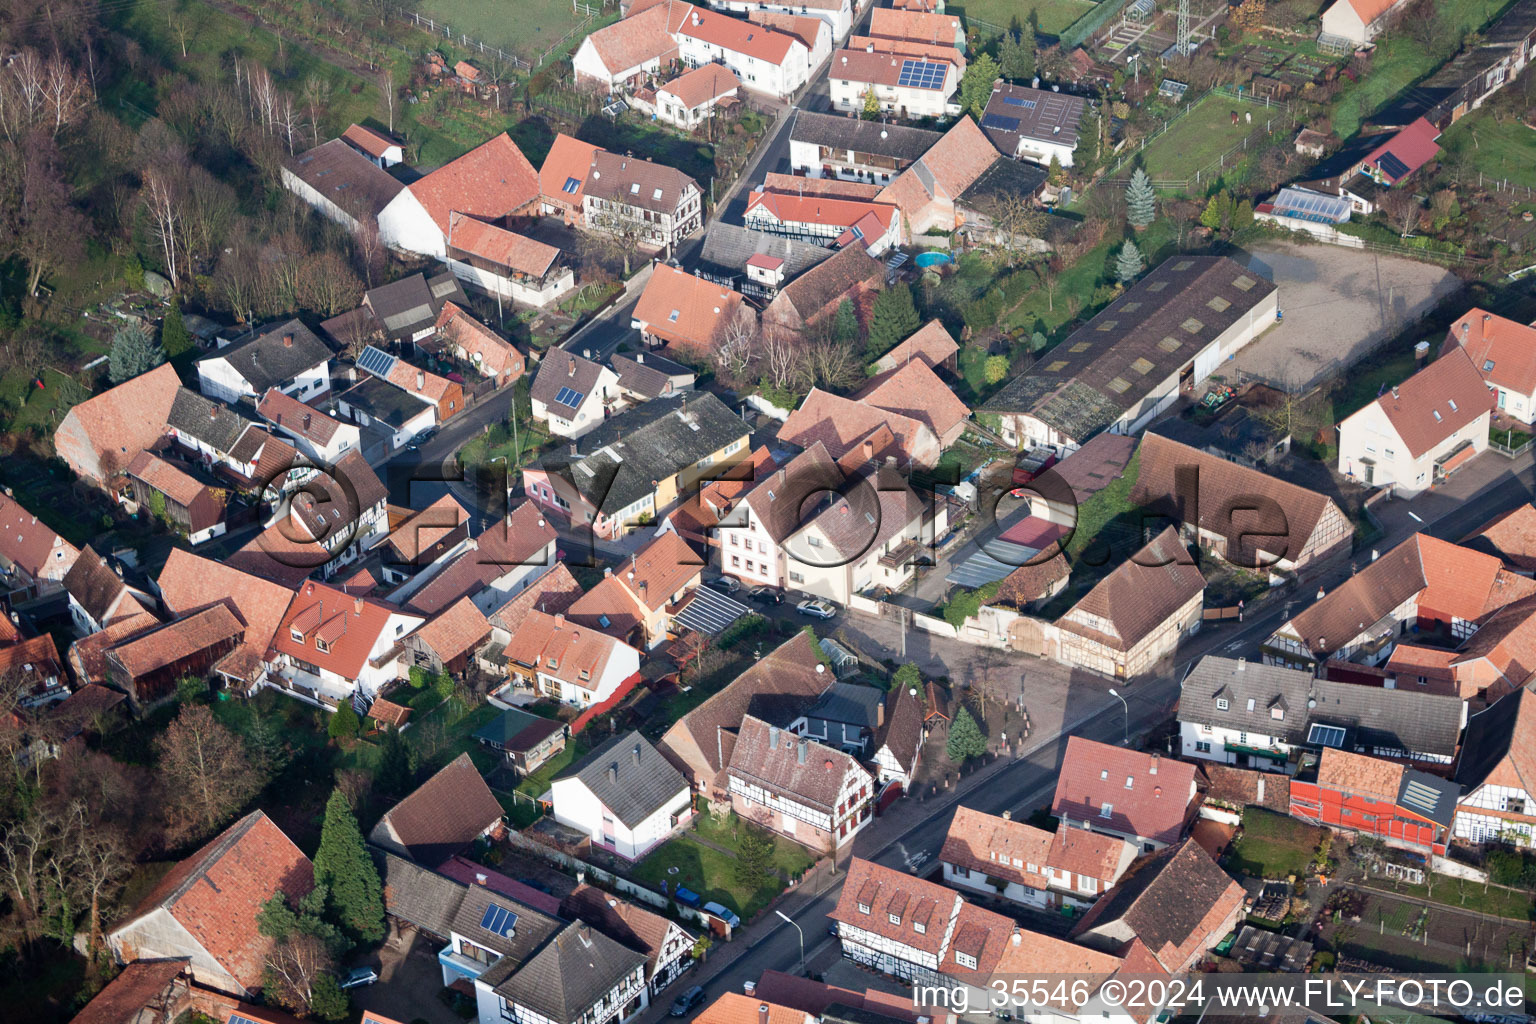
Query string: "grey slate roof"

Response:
xmin=378 ymin=851 xmax=468 ymax=938
xmin=450 ymin=877 xmax=564 ymax=960
xmin=697 ymin=221 xmax=834 ymax=283
xmin=960 ymin=156 xmax=1049 ymax=212
xmin=541 ymin=393 xmax=749 ymax=517
xmin=1308 ymin=678 xmax=1463 ymax=759
xmin=790 ymin=110 xmax=941 ymax=163
xmin=806 ymin=681 xmax=883 ymax=730
xmin=201 ymin=319 xmax=332 ymax=394
xmin=476 ymin=706 xmax=566 ymax=752
xmin=490 ymin=922 xmax=646 ymax=1023
xmin=981 ymin=256 xmax=1277 ymax=442
xmin=1180 ymin=656 xmax=1312 ymax=744
xmin=285 ymin=138 xmax=404 ymax=220
xmin=979 ymin=83 xmax=1087 ymax=152
xmin=166 ymin=387 xmax=261 ymax=455
xmin=366 ymin=275 xmax=439 ymax=340
xmin=555 ymin=730 xmax=687 ymax=830
xmin=1395 ymin=768 xmax=1458 ymax=828
xmin=1454 ymin=686 xmax=1531 ymax=790
xmin=532 ymin=351 xmax=610 ymax=410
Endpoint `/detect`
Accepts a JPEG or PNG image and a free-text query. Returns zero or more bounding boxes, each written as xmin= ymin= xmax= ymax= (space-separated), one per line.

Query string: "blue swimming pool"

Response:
xmin=914 ymin=251 xmax=953 ymax=268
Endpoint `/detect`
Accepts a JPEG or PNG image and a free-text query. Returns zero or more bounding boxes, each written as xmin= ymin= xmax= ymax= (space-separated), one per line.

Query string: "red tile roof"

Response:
xmin=225 ymin=524 xmax=330 ymax=588
xmin=853 ymin=358 xmax=969 ymax=441
xmin=504 ymin=609 xmax=634 ymax=692
xmin=868 ymin=6 xmax=962 ymax=45
xmin=747 ymin=11 xmax=824 ymax=51
xmin=1362 ymin=116 xmax=1440 ymax=182
xmin=1316 ymin=746 xmax=1404 ymax=801
xmin=746 ymin=190 xmax=896 ymax=235
xmin=830 ymin=857 xmax=957 ymax=959
xmin=1445 ymin=308 xmax=1536 ymax=401
xmin=567 ymin=575 xmax=645 ymax=642
xmin=157 ymin=548 xmax=295 ymax=673
xmin=695 ymin=994 xmax=818 ymax=1024
xmin=273 ymin=580 xmax=416 ymax=681
xmin=343 ymin=123 xmax=400 ymax=159
xmin=486 ymin=563 xmax=585 ymax=634
xmin=1051 ymin=736 xmax=1196 ymax=846
xmin=68 ymin=957 xmax=187 ymax=1024
xmin=1468 ymin=503 xmax=1536 ymax=571
xmin=682 ymin=6 xmax=800 ymax=63
xmin=779 ymin=388 xmax=932 ymax=467
xmin=727 ymin=715 xmax=868 ymax=811
xmin=539 ymin=133 xmax=601 ymax=207
xmin=126 ymin=451 xmax=224 ymax=528
xmin=441 ymin=854 xmax=564 ymax=915
xmin=761 ymin=172 xmax=884 ymax=201
xmin=633 ymin=264 xmax=749 ymax=354
xmin=876 ymin=319 xmax=959 ymax=372
xmin=1056 ymin=525 xmax=1205 ymax=651
xmin=447 ymin=212 xmax=560 ymax=278
xmin=116 ymin=811 xmax=312 ymax=992
xmin=616 ymin=530 xmax=704 ymax=611
xmin=658 ymin=63 xmax=740 ymax=109
xmin=580 ymin=2 xmax=684 ymax=78
xmin=412 ymin=596 xmax=492 ymax=663
xmin=67 ymin=612 xmax=160 ymax=685
xmin=406 ymin=133 xmax=539 ymax=236
xmin=55 ymin=362 xmax=181 ymax=483
xmin=107 ymin=604 xmax=244 ymax=681
xmin=1365 ymin=344 xmax=1494 ymax=458
xmin=385 ymin=493 xmax=469 ymax=563
xmin=434 ymin=302 xmax=525 ymax=383
xmin=0 ymin=492 xmax=79 ymax=582
xmin=258 ymin=387 xmax=345 ymax=446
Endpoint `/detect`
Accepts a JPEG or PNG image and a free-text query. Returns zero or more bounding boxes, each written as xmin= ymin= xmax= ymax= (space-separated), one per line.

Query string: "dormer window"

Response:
xmin=579 ymin=669 xmax=591 ymax=681
xmin=954 ymin=951 xmax=978 ymax=970
xmin=316 ymin=638 xmax=330 ymax=654
xmin=912 ymin=920 xmax=925 ymax=933
xmin=1216 ymin=697 xmax=1230 ymax=710
xmin=888 ymin=912 xmax=901 ymax=925
xmin=856 ymin=901 xmax=870 ymax=914
xmin=1100 ymin=802 xmax=1113 ymax=818
xmin=290 ymin=628 xmax=304 ymax=642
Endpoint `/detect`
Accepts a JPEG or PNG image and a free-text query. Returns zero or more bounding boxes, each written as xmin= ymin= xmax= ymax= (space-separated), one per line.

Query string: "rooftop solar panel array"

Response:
xmin=981 ymin=113 xmax=1021 ymax=133
xmin=356 ymin=345 xmax=397 ymax=379
xmin=897 ymin=59 xmax=948 ymax=90
xmin=1001 ymin=95 xmax=1037 ymax=109
xmin=1272 ymin=187 xmax=1351 ymax=222
xmin=1375 ymin=151 xmax=1410 ymax=180
xmin=552 ymin=386 xmax=585 ymax=409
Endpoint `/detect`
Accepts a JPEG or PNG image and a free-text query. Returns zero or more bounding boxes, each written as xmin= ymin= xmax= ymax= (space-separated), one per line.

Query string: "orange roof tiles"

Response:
xmin=658 ymin=63 xmax=740 ymax=110
xmin=434 ymin=302 xmax=525 ymax=383
xmin=157 ymin=548 xmax=294 ymax=671
xmin=854 ymin=358 xmax=969 ymax=441
xmin=108 ymin=604 xmax=244 ymax=680
xmin=539 ymin=132 xmax=601 ymax=207
xmin=0 ymin=492 xmax=78 ymax=582
xmin=406 ymin=133 xmax=539 ymax=236
xmin=1369 ymin=344 xmax=1494 ymax=458
xmin=780 ymin=388 xmax=932 ymax=466
xmin=695 ymin=994 xmax=816 ymax=1024
xmin=55 ymin=362 xmax=181 ymax=483
xmin=868 ymin=7 xmax=962 ymax=46
xmin=258 ymin=387 xmax=344 ymax=445
xmin=1052 ymin=736 xmax=1197 ymax=846
xmin=342 ymin=123 xmax=400 ymax=159
xmin=1316 ymin=746 xmax=1406 ymax=801
xmin=761 ymin=172 xmax=883 ymax=200
xmin=567 ymin=574 xmax=646 ymax=641
xmin=876 ymin=319 xmax=959 ymax=371
xmin=385 ymin=493 xmax=469 ymax=563
xmin=633 ymin=263 xmax=748 ymax=354
xmin=683 ymin=7 xmax=799 ymax=63
xmin=616 ymin=529 xmax=703 ymax=611
xmin=505 ymin=609 xmax=633 ymax=691
xmin=1468 ymin=503 xmax=1536 ymax=571
xmin=486 ymin=563 xmax=585 ymax=634
xmin=126 ymin=451 xmax=217 ymax=512
xmin=1445 ymin=307 xmax=1536 ymax=400
xmin=274 ymin=580 xmax=415 ymax=681
xmin=746 ymin=190 xmax=896 ymax=233
xmin=581 ymin=2 xmax=685 ymax=77
xmin=412 ymin=596 xmax=492 ymax=663
xmin=447 ymin=212 xmax=560 ymax=278
xmin=747 ymin=11 xmax=824 ymax=52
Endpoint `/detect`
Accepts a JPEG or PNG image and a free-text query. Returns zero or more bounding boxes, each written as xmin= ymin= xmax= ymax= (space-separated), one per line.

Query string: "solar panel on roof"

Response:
xmin=1401 ymin=778 xmax=1443 ymax=816
xmin=356 ymin=345 xmax=397 ymax=378
xmin=1001 ymin=95 xmax=1037 ymax=109
xmin=553 ymin=386 xmax=584 ymax=409
xmin=1308 ymin=723 xmax=1346 ymax=747
xmin=561 ymin=176 xmax=582 ymax=194
xmin=480 ymin=902 xmax=519 ymax=937
xmin=981 ymin=113 xmax=1021 ymax=133
xmin=1376 ymin=151 xmax=1410 ymax=180
xmin=897 ymin=59 xmax=947 ymax=90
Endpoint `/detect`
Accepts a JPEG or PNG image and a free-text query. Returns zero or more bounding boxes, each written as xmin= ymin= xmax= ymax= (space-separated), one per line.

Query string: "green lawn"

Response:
xmin=1441 ymin=110 xmax=1536 ymax=189
xmin=951 ymin=0 xmax=1097 ymax=34
xmin=1230 ymin=807 xmax=1326 ymax=880
xmin=631 ymin=810 xmax=815 ymax=920
xmin=516 ymin=729 xmax=593 ymax=796
xmin=1373 ymin=875 xmax=1536 ymax=920
xmin=1000 ymin=218 xmax=1177 ymax=337
xmin=1330 ymin=0 xmax=1511 ymax=138
xmin=1135 ymin=96 xmax=1279 ymax=185
xmin=414 ymin=0 xmax=589 ymax=56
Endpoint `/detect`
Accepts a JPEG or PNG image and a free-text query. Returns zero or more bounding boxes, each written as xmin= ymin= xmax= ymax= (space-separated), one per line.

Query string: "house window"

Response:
xmin=789 ymin=571 xmax=805 ymax=584
xmin=1080 ymin=877 xmax=1097 ymax=893
xmin=1271 ymin=707 xmax=1284 ymax=720
xmin=1216 ymin=697 xmax=1230 ymax=710
xmin=316 ymin=638 xmax=330 ymax=654
xmin=912 ymin=920 xmax=925 ymax=933
xmin=954 ymin=951 xmax=978 ymax=970
xmin=1124 ymin=776 xmax=1134 ymax=789
xmin=887 ymin=912 xmax=901 ymax=925
xmin=856 ymin=901 xmax=870 ymax=914
xmin=1100 ymin=802 xmax=1113 ymax=818
xmin=732 ymin=556 xmax=740 ymax=567
xmin=1195 ymin=741 xmax=1212 ymax=752
xmin=290 ymin=628 xmax=304 ymax=642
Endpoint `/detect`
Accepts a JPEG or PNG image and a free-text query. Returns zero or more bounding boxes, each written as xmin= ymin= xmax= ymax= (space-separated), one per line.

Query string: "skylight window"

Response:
xmin=1484 ymin=360 xmax=1496 ymax=371
xmin=1069 ymin=342 xmax=1092 ymax=353
xmin=1099 ymin=802 xmax=1113 ymax=818
xmin=1433 ymin=410 xmax=1442 ymax=422
xmin=669 ymin=309 xmax=681 ymax=322
xmin=1045 ymin=360 xmax=1068 ymax=372
xmin=1448 ymin=399 xmax=1458 ymax=412
xmin=653 ymin=187 xmax=664 ymax=200
xmin=1181 ymin=317 xmax=1204 ymax=334
xmin=630 ymin=183 xmax=640 ymax=194
xmin=1207 ymin=296 xmax=1232 ymax=312
xmin=1130 ymin=357 xmax=1155 ymax=375
xmin=1106 ymin=377 xmax=1132 ymax=394
xmin=561 ymin=176 xmax=582 ymax=194
xmin=1158 ymin=336 xmax=1181 ymax=353
xmin=1232 ymin=275 xmax=1257 ymax=291
xmin=1308 ymin=723 xmax=1346 ymax=748
xmin=1096 ymin=320 xmax=1118 ymax=331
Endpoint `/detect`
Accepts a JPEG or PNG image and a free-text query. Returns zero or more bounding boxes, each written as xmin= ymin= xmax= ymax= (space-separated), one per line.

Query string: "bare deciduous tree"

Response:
xmin=155 ymin=704 xmax=264 ymax=840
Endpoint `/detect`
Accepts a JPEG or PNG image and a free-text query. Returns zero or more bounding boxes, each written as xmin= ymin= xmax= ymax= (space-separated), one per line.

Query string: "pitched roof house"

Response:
xmin=560 ymin=883 xmax=696 ymax=997
xmin=63 ymin=546 xmax=153 ymax=635
xmin=377 ymin=133 xmax=540 ymax=258
xmin=195 ymin=320 xmax=332 ymax=404
xmin=1134 ymin=433 xmax=1353 ymax=575
xmin=658 ymin=630 xmax=833 ymax=797
xmin=1178 ymin=656 xmax=1313 ymax=770
xmin=1054 ymin=526 xmax=1206 ymax=679
xmin=1441 ymin=307 xmax=1536 ymax=425
xmin=475 ymin=921 xmax=648 ymax=1024
xmin=503 ymin=609 xmax=643 ymax=707
xmin=852 ymin=358 xmax=970 ymax=448
xmin=104 ymin=605 xmax=246 ymax=705
xmin=872 ymin=319 xmax=959 ymax=374
xmin=567 ymin=530 xmax=704 ymax=648
xmin=156 ymin=548 xmax=296 ymax=688
xmin=529 ymin=350 xmax=621 ymax=440
xmin=632 ymin=264 xmax=752 ymax=359
xmin=551 ymin=730 xmax=692 ymax=859
xmin=978 ymin=83 xmax=1087 ymax=167
xmin=406 ymin=597 xmax=493 ymax=676
xmin=108 ymin=811 xmax=313 ymax=998
xmin=1454 ymin=686 xmax=1536 ymax=847
xmin=369 ymin=752 xmax=505 ymax=867
xmin=1320 ymin=0 xmax=1411 ymax=46
xmin=1337 ymin=344 xmax=1494 ymax=496
xmin=876 ymin=117 xmax=998 ymax=236
xmin=1289 ymin=746 xmax=1458 ymax=855
xmin=727 ymin=715 xmax=875 ymax=850
xmin=1070 ymin=837 xmax=1245 ymax=973
xmin=941 ymin=805 xmax=1137 ymax=911
xmin=269 ymin=579 xmax=424 ymax=701
xmin=54 ymin=363 xmax=182 ymax=485
xmin=1465 ymin=502 xmax=1536 ymax=571
xmin=1051 ymin=736 xmax=1198 ymax=851
xmin=0 ymin=492 xmax=79 ymax=592
xmin=778 ymin=388 xmax=940 ymax=467
xmin=257 ymin=387 xmax=360 ymax=464
xmin=432 ymin=302 xmax=527 ymax=389
xmin=282 ymin=138 xmax=404 ymax=232
xmin=761 ymin=244 xmax=886 ymax=336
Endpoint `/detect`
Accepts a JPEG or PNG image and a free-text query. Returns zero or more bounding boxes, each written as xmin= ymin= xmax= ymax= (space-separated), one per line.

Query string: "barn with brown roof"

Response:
xmin=55 ymin=363 xmax=182 ymax=486
xmin=377 ymin=133 xmax=540 ymax=259
xmin=368 ymin=752 xmax=505 ymax=867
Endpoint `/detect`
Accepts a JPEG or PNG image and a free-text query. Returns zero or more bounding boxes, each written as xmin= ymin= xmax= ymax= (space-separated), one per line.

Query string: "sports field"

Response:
xmin=1135 ymin=96 xmax=1278 ymax=184
xmin=415 ymin=0 xmax=589 ymax=55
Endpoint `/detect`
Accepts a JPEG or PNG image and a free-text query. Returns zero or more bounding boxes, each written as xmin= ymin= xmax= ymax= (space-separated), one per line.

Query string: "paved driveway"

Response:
xmin=1229 ymin=241 xmax=1461 ymax=392
xmin=354 ymin=929 xmax=462 ymax=1024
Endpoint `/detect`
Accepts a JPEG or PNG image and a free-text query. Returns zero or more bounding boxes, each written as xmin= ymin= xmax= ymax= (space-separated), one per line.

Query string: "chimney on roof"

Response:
xmin=476 ymin=872 xmax=488 ymax=884
xmin=1001 ymin=809 xmax=1011 ymax=820
xmin=636 ymin=352 xmax=645 ymax=364
xmin=797 ymin=739 xmax=807 ymax=764
xmin=1236 ymin=658 xmax=1245 ymax=671
xmin=863 ymin=439 xmax=874 ymax=461
xmin=608 ymin=763 xmax=618 ymax=784
xmin=568 ymin=357 xmax=577 ymax=377
xmin=759 ymin=1006 xmax=769 ymax=1024
xmin=1149 ymin=753 xmax=1158 ymax=775
xmin=283 ymin=333 xmax=294 ymax=347
xmin=633 ymin=743 xmax=642 ymax=766
xmin=303 ymin=413 xmax=312 ymax=431
xmin=604 ymin=566 xmax=613 ymax=577
xmin=570 ymin=442 xmax=579 ymax=457
xmin=866 ymin=42 xmax=874 ymax=52
xmin=555 ymin=613 xmax=566 ymax=627
xmin=306 ymin=581 xmax=315 ymax=594
xmin=1485 ymin=313 xmax=1492 ymax=324
xmin=354 ymin=596 xmax=364 ymax=615
xmin=1462 ymin=321 xmax=1470 ymax=338
xmin=417 ymin=370 xmax=426 ymax=391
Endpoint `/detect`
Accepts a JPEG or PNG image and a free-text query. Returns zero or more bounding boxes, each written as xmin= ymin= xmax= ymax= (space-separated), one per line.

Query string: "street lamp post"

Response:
xmin=775 ymin=910 xmax=805 ymax=975
xmin=1107 ymin=688 xmax=1129 ymax=746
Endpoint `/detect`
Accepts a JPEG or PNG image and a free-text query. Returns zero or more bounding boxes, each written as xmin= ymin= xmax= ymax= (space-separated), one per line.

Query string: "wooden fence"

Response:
xmin=403 ymin=10 xmax=531 ymax=70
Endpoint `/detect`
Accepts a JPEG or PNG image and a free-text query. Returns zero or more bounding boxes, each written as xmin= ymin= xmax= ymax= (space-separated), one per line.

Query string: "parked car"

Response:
xmin=708 ymin=576 xmax=741 ymax=594
xmin=749 ymin=585 xmax=783 ymax=605
xmin=1011 ymin=447 xmax=1057 ymax=487
xmin=339 ymin=967 xmax=378 ymax=989
xmin=674 ymin=886 xmax=702 ymax=907
xmin=671 ymin=986 xmax=707 ymax=1016
xmin=702 ymin=901 xmax=741 ymax=928
xmin=796 ymin=598 xmax=836 ymax=620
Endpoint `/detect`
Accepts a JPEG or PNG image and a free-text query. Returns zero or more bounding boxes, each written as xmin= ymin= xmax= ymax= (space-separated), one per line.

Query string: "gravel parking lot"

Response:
xmin=1225 ymin=241 xmax=1462 ymax=392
